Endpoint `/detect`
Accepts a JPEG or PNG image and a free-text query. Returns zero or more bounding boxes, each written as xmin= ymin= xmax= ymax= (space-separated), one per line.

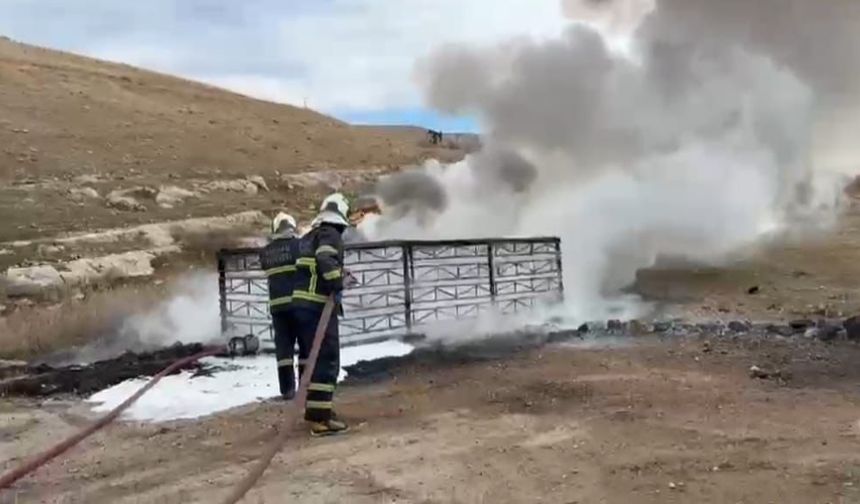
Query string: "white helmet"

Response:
xmin=271 ymin=212 xmax=297 ymax=234
xmin=315 ymin=192 xmax=350 ymax=228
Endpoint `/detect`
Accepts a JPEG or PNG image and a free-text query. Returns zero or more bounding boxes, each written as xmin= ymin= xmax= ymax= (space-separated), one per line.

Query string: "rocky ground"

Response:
xmin=3 ymin=197 xmax=860 ymax=502
xmin=3 ymin=332 xmax=860 ymax=504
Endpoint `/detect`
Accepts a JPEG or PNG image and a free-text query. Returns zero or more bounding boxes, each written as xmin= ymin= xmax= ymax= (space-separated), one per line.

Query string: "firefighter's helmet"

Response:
xmin=271 ymin=212 xmax=297 ymax=234
xmin=315 ymin=193 xmax=351 ymax=228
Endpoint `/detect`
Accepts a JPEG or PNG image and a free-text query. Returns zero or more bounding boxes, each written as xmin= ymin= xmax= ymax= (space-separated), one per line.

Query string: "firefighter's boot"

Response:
xmin=278 ymin=366 xmax=296 ymax=400
xmin=309 ymin=418 xmax=349 ymax=437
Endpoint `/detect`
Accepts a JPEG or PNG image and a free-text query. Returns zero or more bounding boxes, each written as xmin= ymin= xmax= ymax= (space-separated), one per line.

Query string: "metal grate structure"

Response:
xmin=217 ymin=237 xmax=564 ymax=347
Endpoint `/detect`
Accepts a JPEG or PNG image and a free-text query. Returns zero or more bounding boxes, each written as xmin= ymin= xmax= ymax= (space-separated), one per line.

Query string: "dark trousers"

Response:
xmin=291 ymin=307 xmax=340 ymax=422
xmin=271 ymin=310 xmax=297 ymax=397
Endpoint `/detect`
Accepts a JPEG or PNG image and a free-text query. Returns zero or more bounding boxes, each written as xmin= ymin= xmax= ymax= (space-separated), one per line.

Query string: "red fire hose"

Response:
xmin=219 ymin=296 xmax=335 ymax=504
xmin=0 ymin=297 xmax=336 ymax=504
xmin=0 ymin=346 xmax=223 ymax=490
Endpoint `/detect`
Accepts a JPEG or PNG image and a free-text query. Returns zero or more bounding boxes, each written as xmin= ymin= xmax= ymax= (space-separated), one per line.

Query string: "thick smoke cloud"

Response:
xmin=365 ymin=0 xmax=854 ymax=320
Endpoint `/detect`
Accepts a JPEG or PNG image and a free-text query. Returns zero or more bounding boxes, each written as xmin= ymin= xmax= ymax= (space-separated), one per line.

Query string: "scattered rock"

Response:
xmin=107 ymin=194 xmax=145 ymax=212
xmin=106 ymin=189 xmax=147 ymax=212
xmin=606 ymin=319 xmax=624 ymax=332
xmin=747 ymin=286 xmax=760 ymax=295
xmin=765 ymin=324 xmax=794 ymax=337
xmin=789 ymin=319 xmax=815 ymax=331
xmin=749 ymin=365 xmax=787 ymax=381
xmin=246 ymin=175 xmax=269 ymax=192
xmin=37 ymin=244 xmax=65 ymax=256
xmin=281 ymin=171 xmax=343 ymax=192
xmin=4 ymin=265 xmax=64 ymax=297
xmin=59 ymin=250 xmax=169 ymax=287
xmin=728 ymin=321 xmax=751 ymax=333
xmin=697 ymin=322 xmax=723 ymax=334
xmin=842 ymin=316 xmax=860 ymax=342
xmin=155 ymin=185 xmax=198 ymax=209
xmin=202 ymin=179 xmax=259 ymax=195
xmin=67 ymin=186 xmax=100 ymax=202
xmin=73 ymin=174 xmax=101 ymax=185
xmin=652 ymin=321 xmax=672 ymax=333
xmin=803 ymin=327 xmax=821 ymax=339
xmin=821 ymin=325 xmax=848 ymax=342
xmin=628 ymin=319 xmax=651 ymax=335
xmin=0 ymin=248 xmax=12 ymax=256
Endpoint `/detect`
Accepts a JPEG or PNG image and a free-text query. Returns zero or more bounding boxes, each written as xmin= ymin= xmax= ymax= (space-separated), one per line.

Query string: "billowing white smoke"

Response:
xmin=362 ymin=1 xmax=854 ymax=321
xmin=118 ymin=272 xmax=221 ymax=347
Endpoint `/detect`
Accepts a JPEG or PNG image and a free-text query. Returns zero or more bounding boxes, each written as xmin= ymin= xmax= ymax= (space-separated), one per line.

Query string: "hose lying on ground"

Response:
xmin=0 ymin=297 xmax=336 ymax=504
xmin=220 ymin=296 xmax=335 ymax=504
xmin=0 ymin=346 xmax=223 ymax=490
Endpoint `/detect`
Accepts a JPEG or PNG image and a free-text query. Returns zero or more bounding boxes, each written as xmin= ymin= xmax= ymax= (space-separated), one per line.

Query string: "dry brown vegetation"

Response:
xmin=0 ymin=39 xmax=468 ymax=183
xmin=0 ymin=280 xmax=175 ymax=361
xmin=0 ymin=38 xmax=476 ymax=243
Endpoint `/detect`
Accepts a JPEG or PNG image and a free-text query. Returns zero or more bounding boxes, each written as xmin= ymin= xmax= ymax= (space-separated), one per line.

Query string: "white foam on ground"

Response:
xmin=86 ymin=340 xmax=414 ymax=423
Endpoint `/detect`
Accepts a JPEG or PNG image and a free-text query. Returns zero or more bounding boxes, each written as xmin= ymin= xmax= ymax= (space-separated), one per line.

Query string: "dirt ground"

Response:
xmin=3 ymin=199 xmax=860 ymax=504
xmin=4 ymin=335 xmax=860 ymax=504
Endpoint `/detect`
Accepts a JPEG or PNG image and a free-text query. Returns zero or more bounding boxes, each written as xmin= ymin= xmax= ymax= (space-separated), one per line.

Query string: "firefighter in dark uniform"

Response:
xmin=291 ymin=193 xmax=351 ymax=436
xmin=258 ymin=212 xmax=301 ymax=400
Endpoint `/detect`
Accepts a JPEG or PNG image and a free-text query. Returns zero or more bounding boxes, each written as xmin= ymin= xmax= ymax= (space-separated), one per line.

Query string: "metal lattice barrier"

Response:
xmin=217 ymin=237 xmax=564 ymax=347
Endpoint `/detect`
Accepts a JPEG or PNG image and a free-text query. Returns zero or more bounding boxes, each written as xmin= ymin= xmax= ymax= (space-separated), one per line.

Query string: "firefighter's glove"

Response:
xmin=344 ymin=269 xmax=360 ymax=289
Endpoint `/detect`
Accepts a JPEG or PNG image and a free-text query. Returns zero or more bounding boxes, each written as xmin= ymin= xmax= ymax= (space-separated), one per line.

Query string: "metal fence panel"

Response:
xmin=217 ymin=237 xmax=563 ymax=347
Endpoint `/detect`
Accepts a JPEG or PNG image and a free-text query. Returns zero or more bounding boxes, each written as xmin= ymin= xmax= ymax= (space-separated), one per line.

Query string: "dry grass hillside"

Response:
xmin=0 ymin=38 xmax=474 ymax=243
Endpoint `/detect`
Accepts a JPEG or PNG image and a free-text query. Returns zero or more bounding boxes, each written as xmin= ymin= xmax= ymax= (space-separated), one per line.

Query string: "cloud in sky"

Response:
xmin=0 ymin=0 xmax=568 ymax=128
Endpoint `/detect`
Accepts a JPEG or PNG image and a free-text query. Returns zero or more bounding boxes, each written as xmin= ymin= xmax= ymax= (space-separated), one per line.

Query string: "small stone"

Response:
xmin=106 ymin=189 xmax=147 ymax=212
xmin=697 ymin=322 xmax=723 ymax=334
xmin=246 ymin=175 xmax=269 ymax=192
xmin=628 ymin=319 xmax=651 ymax=335
xmin=37 ymin=244 xmax=64 ymax=256
xmin=842 ymin=315 xmax=860 ymax=342
xmin=67 ymin=187 xmax=100 ymax=201
xmin=606 ymin=319 xmax=624 ymax=332
xmin=789 ymin=319 xmax=815 ymax=331
xmin=765 ymin=324 xmax=794 ymax=337
xmin=747 ymin=285 xmax=760 ymax=295
xmin=749 ymin=365 xmax=769 ymax=379
xmin=819 ymin=325 xmax=846 ymax=342
xmin=728 ymin=321 xmax=750 ymax=333
xmin=652 ymin=321 xmax=672 ymax=333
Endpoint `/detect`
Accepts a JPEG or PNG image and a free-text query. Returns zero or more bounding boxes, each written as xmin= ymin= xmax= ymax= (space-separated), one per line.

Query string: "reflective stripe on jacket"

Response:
xmin=259 ymin=234 xmax=301 ymax=313
xmin=290 ymin=224 xmax=345 ymax=310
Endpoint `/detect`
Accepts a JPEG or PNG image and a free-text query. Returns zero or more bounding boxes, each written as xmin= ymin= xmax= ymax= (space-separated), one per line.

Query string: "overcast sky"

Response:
xmin=0 ymin=0 xmax=569 ymax=131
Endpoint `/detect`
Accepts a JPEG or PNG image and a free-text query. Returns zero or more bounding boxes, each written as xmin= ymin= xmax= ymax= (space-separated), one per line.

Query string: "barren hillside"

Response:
xmin=0 ymin=38 xmax=473 ymax=243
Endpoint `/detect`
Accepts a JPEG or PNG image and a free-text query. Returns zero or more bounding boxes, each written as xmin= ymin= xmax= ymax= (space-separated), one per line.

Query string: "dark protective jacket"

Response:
xmin=258 ymin=232 xmax=301 ymax=313
xmin=290 ymin=223 xmax=345 ymax=311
